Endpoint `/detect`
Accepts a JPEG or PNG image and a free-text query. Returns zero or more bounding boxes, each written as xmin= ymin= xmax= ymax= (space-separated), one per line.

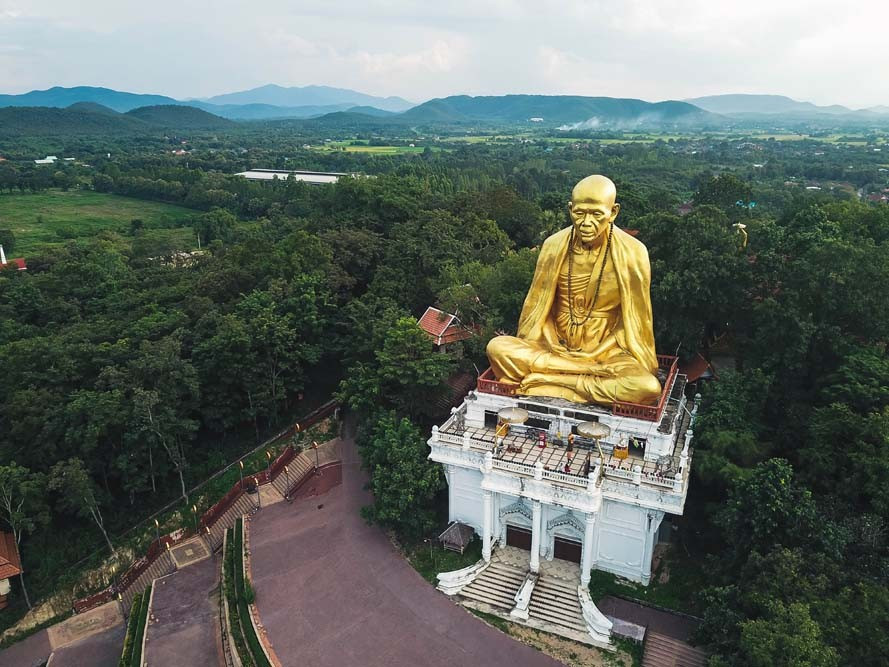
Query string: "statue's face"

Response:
xmin=569 ymin=198 xmax=619 ymax=246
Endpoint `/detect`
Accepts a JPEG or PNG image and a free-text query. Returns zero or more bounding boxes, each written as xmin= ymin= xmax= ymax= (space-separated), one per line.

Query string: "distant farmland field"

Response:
xmin=0 ymin=189 xmax=196 ymax=255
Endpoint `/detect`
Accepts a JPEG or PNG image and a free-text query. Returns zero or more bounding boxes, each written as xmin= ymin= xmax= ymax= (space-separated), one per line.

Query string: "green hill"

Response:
xmin=125 ymin=105 xmax=236 ymax=129
xmin=400 ymin=94 xmax=724 ymax=127
xmin=0 ymin=86 xmax=178 ymax=112
xmin=66 ymin=101 xmax=121 ymax=116
xmin=0 ymin=106 xmax=149 ymax=136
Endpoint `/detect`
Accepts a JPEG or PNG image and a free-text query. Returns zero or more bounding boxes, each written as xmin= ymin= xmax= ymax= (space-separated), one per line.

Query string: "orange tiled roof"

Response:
xmin=0 ymin=532 xmax=22 ymax=579
xmin=418 ymin=307 xmax=473 ymax=346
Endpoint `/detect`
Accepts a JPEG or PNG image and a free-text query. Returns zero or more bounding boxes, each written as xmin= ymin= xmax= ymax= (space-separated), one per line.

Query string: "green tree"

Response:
xmin=358 ymin=411 xmax=444 ymax=538
xmin=739 ymin=602 xmax=838 ymax=667
xmin=48 ymin=458 xmax=115 ymax=555
xmin=0 ymin=229 xmax=14 ymax=255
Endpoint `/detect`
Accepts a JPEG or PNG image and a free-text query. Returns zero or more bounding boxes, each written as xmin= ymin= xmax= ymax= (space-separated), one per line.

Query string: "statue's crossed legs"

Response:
xmin=487 ymin=335 xmax=661 ymax=405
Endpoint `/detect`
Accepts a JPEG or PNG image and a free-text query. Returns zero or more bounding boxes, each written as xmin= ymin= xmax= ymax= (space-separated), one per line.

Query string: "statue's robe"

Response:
xmin=486 ymin=225 xmax=661 ymax=405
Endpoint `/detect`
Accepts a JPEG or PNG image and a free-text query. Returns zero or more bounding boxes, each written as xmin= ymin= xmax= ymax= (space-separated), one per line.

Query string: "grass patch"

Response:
xmin=118 ymin=583 xmax=151 ymax=667
xmin=610 ymin=636 xmax=643 ymax=667
xmin=222 ymin=518 xmax=271 ymax=667
xmin=404 ymin=537 xmax=483 ymax=583
xmin=0 ymin=189 xmax=196 ymax=255
xmin=587 ymin=546 xmax=702 ymax=615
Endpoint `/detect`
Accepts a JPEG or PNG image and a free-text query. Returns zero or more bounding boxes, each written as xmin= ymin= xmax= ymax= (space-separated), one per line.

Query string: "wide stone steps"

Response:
xmin=121 ymin=552 xmax=174 ymax=611
xmin=272 ymin=457 xmax=314 ymax=497
xmin=207 ymin=493 xmax=256 ymax=551
xmin=642 ymin=631 xmax=707 ymax=667
xmin=528 ymin=576 xmax=587 ymax=633
xmin=460 ymin=563 xmax=526 ymax=610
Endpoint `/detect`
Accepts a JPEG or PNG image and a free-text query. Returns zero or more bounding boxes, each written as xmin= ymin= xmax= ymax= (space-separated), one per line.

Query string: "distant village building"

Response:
xmin=234 ymin=169 xmax=349 ymax=185
xmin=529 ymin=117 xmax=544 ymax=122
xmin=34 ymin=155 xmax=58 ymax=165
xmin=0 ymin=532 xmax=23 ymax=610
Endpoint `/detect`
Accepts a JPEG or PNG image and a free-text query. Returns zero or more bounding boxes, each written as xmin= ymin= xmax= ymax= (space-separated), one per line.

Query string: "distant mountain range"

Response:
xmin=0 ymin=85 xmax=413 ymax=120
xmin=2 ymin=87 xmax=888 ymax=135
xmin=197 ymin=84 xmax=412 ymax=112
xmin=685 ymin=94 xmax=889 ymax=119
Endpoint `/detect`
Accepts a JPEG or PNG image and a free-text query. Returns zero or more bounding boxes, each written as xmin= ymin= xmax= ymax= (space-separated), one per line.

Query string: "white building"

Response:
xmin=429 ymin=356 xmax=696 ymax=645
xmin=234 ymin=169 xmax=348 ymax=185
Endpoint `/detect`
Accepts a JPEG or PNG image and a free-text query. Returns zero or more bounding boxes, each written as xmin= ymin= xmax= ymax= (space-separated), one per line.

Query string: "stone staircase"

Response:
xmin=121 ymin=551 xmax=175 ymax=610
xmin=528 ymin=574 xmax=587 ymax=634
xmin=642 ymin=631 xmax=707 ymax=667
xmin=206 ymin=493 xmax=257 ymax=551
xmin=271 ymin=454 xmax=315 ymax=498
xmin=459 ymin=560 xmax=526 ymax=611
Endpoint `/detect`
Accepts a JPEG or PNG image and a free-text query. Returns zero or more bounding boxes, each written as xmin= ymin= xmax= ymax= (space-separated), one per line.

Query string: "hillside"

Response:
xmin=66 ymin=101 xmax=121 ymax=116
xmin=125 ymin=104 xmax=236 ymax=129
xmin=0 ymin=86 xmax=178 ymax=112
xmin=0 ymin=105 xmax=149 ymax=135
xmin=400 ymin=94 xmax=723 ymax=127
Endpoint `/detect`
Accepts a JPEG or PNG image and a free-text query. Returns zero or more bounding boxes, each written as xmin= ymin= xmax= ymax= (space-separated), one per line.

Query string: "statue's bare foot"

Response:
xmin=519 ymin=372 xmax=557 ymax=391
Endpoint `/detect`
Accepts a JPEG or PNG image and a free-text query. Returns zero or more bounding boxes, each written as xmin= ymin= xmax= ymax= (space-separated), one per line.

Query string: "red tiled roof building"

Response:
xmin=418 ymin=307 xmax=473 ymax=350
xmin=0 ymin=532 xmax=23 ymax=609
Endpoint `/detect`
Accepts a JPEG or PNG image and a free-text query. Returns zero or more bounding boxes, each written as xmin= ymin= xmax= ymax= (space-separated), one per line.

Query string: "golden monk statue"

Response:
xmin=486 ymin=175 xmax=661 ymax=405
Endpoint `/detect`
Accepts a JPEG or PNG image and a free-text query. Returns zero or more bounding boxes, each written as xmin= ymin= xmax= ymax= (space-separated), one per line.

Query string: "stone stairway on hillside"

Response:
xmin=642 ymin=631 xmax=707 ymax=667
xmin=121 ymin=552 xmax=175 ymax=611
xmin=206 ymin=493 xmax=257 ymax=551
xmin=272 ymin=455 xmax=315 ymax=498
xmin=459 ymin=560 xmax=526 ymax=612
xmin=528 ymin=574 xmax=587 ymax=635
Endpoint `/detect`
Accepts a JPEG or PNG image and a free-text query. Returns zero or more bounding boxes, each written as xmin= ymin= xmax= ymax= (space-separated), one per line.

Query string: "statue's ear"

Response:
xmin=611 ymin=202 xmax=621 ymax=219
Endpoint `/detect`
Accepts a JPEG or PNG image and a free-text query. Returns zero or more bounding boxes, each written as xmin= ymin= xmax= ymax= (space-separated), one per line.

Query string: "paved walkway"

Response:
xmin=144 ymin=555 xmax=222 ymax=667
xmin=0 ymin=600 xmax=124 ymax=667
xmin=597 ymin=596 xmax=700 ymax=641
xmin=249 ymin=436 xmax=560 ymax=667
xmin=47 ymin=623 xmax=125 ymax=667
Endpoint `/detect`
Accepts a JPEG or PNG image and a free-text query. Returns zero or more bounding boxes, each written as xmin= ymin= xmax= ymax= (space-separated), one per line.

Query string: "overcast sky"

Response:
xmin=1 ymin=0 xmax=886 ymax=108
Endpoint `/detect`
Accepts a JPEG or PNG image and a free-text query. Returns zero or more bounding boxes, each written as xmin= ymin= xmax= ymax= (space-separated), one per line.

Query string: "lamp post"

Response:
xmin=284 ymin=465 xmax=290 ymax=500
xmin=238 ymin=460 xmax=244 ymax=490
xmin=254 ymin=477 xmax=261 ymax=509
xmin=154 ymin=518 xmax=160 ymax=545
xmin=265 ymin=450 xmax=272 ymax=481
xmin=312 ymin=441 xmax=319 ymax=472
xmin=191 ymin=504 xmax=198 ymax=534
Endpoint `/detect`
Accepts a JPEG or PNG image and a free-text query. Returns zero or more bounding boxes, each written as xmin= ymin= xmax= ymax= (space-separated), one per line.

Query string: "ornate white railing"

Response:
xmin=492 ymin=459 xmax=532 ymax=476
xmin=542 ymin=469 xmax=587 ymax=487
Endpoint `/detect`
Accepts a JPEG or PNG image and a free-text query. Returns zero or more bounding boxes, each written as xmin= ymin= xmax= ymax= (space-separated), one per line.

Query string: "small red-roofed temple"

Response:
xmin=0 ymin=532 xmax=23 ymax=609
xmin=418 ymin=306 xmax=473 ymax=353
xmin=0 ymin=245 xmax=26 ymax=272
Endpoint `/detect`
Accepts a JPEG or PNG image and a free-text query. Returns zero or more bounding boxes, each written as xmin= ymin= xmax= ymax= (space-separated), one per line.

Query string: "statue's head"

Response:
xmin=568 ymin=175 xmax=620 ymax=246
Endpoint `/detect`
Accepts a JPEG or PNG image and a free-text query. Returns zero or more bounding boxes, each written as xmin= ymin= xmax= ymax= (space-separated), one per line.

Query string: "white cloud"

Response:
xmin=0 ymin=0 xmax=887 ymax=107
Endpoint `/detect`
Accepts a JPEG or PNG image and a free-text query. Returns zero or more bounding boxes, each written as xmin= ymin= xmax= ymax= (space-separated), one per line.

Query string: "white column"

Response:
xmin=580 ymin=512 xmax=596 ymax=587
xmin=641 ymin=511 xmax=664 ymax=585
xmin=482 ymin=490 xmax=493 ymax=562
xmin=530 ymin=500 xmax=542 ymax=573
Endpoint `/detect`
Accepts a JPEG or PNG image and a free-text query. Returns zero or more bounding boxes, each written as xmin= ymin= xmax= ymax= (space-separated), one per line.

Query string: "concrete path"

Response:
xmin=0 ymin=599 xmax=124 ymax=667
xmin=144 ymin=556 xmax=222 ymax=667
xmin=0 ymin=628 xmax=52 ymax=667
xmin=47 ymin=623 xmax=125 ymax=667
xmin=249 ymin=436 xmax=560 ymax=667
xmin=597 ymin=596 xmax=700 ymax=641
